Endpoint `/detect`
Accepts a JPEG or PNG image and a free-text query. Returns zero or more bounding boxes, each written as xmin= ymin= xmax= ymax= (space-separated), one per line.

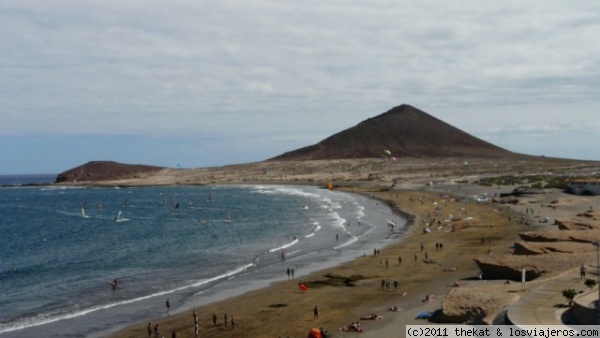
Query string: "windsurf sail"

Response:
xmin=225 ymin=210 xmax=232 ymax=223
xmin=115 ymin=210 xmax=130 ymax=223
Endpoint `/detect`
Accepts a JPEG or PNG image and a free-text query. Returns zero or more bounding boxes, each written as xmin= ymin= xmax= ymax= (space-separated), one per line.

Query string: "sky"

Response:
xmin=1 ymin=1 xmax=599 ymax=175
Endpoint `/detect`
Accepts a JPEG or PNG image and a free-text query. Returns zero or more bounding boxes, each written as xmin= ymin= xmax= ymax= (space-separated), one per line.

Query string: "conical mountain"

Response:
xmin=271 ymin=104 xmax=516 ymax=161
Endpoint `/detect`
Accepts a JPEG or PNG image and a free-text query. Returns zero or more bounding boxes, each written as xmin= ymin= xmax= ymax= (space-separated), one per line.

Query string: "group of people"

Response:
xmin=146 ymin=300 xmax=238 ymax=338
xmin=339 ymin=321 xmax=362 ymax=333
xmin=360 ymin=313 xmax=383 ymax=320
xmin=380 ymin=278 xmax=399 ymax=291
xmin=147 ymin=322 xmax=177 ymax=338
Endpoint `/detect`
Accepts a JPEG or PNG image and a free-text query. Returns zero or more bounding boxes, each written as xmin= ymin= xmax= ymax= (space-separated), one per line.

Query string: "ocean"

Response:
xmin=0 ymin=178 xmax=405 ymax=337
xmin=0 ymin=174 xmax=57 ymax=186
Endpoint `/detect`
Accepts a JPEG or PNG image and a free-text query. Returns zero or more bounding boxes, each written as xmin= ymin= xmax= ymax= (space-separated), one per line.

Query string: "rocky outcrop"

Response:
xmin=437 ymin=287 xmax=519 ymax=324
xmin=577 ymin=210 xmax=598 ymax=219
xmin=474 ymin=256 xmax=541 ymax=281
xmin=475 ymin=252 xmax=597 ymax=281
xmin=513 ymin=241 xmax=595 ymax=255
xmin=56 ymin=161 xmax=165 ymax=183
xmin=518 ymin=230 xmax=600 ymax=243
xmin=554 ymin=218 xmax=599 ymax=230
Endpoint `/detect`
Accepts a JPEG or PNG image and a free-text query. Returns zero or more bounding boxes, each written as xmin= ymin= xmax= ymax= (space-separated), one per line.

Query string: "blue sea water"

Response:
xmin=0 ymin=174 xmax=57 ymax=186
xmin=0 ymin=182 xmax=405 ymax=337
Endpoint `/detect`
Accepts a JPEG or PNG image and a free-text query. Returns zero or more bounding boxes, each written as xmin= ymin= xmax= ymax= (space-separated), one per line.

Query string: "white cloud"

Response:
xmin=0 ymin=0 xmax=599 ymax=173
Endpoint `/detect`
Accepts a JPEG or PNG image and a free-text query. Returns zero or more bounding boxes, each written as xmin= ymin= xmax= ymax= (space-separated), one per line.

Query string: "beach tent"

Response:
xmin=308 ymin=328 xmax=323 ymax=338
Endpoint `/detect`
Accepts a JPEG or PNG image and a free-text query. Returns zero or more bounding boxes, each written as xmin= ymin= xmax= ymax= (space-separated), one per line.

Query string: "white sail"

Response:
xmin=115 ymin=210 xmax=129 ymax=222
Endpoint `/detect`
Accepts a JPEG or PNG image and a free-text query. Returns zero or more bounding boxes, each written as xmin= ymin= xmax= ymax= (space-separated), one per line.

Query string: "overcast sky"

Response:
xmin=1 ymin=1 xmax=599 ymax=175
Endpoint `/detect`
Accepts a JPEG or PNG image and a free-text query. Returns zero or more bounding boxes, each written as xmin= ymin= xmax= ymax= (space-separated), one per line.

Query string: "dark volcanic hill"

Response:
xmin=270 ymin=104 xmax=517 ymax=161
xmin=56 ymin=161 xmax=164 ymax=183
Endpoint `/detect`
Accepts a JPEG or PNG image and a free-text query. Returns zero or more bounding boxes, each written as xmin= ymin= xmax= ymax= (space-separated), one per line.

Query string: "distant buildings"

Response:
xmin=568 ymin=179 xmax=600 ymax=195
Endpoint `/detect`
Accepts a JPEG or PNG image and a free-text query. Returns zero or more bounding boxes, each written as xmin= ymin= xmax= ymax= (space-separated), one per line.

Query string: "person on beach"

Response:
xmin=230 ymin=314 xmax=235 ymax=329
xmin=313 ymin=305 xmax=319 ymax=320
xmin=153 ymin=324 xmax=160 ymax=338
xmin=398 ymin=256 xmax=402 ymax=265
xmin=423 ymin=294 xmax=434 ymax=302
xmin=147 ymin=322 xmax=152 ymax=338
xmin=224 ymin=313 xmax=228 ymax=328
xmin=166 ymin=298 xmax=171 ymax=316
xmin=171 ymin=330 xmax=176 ymax=338
xmin=193 ymin=310 xmax=198 ymax=324
xmin=580 ymin=264 xmax=586 ymax=278
xmin=286 ymin=267 xmax=291 ymax=279
xmin=212 ymin=312 xmax=217 ymax=327
xmin=110 ymin=278 xmax=118 ymax=290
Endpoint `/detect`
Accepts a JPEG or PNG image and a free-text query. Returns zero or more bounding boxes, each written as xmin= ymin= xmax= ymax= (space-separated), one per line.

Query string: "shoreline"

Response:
xmin=108 ymin=183 xmax=526 ymax=338
xmin=11 ymin=177 xmax=597 ymax=338
xmin=84 ymin=185 xmax=409 ymax=338
xmin=0 ymin=184 xmax=405 ymax=338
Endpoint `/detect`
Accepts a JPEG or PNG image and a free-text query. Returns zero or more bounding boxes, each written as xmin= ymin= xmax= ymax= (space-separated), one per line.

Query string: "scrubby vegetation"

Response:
xmin=475 ymin=174 xmax=600 ymax=190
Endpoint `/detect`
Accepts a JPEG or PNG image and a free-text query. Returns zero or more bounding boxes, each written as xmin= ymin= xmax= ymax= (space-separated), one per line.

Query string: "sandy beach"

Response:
xmin=105 ymin=177 xmax=600 ymax=338
xmin=49 ymin=156 xmax=598 ymax=338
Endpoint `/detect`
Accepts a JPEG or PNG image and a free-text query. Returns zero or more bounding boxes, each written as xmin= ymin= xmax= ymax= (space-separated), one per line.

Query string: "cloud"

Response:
xmin=0 ymin=1 xmax=599 ymax=173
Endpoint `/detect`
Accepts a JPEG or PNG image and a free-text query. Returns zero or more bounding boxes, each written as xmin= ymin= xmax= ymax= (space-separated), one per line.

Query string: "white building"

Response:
xmin=568 ymin=179 xmax=600 ymax=195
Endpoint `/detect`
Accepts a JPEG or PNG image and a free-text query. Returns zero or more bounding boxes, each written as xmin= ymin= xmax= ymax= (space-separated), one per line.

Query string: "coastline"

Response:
xmin=76 ymin=184 xmax=406 ymax=338
xmin=107 ymin=183 xmax=529 ymax=338
xmin=14 ymin=172 xmax=598 ymax=337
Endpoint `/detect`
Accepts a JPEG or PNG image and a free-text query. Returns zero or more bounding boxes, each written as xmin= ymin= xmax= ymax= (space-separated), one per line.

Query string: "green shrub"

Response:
xmin=562 ymin=288 xmax=577 ymax=306
xmin=584 ymin=278 xmax=597 ymax=289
